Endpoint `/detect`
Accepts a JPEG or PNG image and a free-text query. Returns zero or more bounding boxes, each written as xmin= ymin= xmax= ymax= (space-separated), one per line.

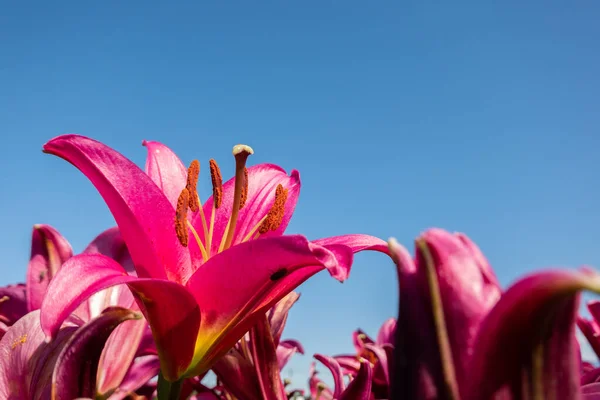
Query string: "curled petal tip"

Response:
xmin=141 ymin=139 xmax=148 ymax=146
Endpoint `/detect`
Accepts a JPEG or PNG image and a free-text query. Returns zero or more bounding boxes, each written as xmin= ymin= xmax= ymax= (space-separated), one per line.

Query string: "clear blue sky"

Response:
xmin=1 ymin=0 xmax=599 ymax=388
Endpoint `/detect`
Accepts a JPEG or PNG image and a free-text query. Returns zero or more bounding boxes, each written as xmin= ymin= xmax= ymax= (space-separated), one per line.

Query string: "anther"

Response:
xmin=222 ymin=144 xmax=254 ymax=250
xmin=186 ymin=160 xmax=200 ymax=212
xmin=175 ymin=189 xmax=190 ymax=246
xmin=240 ymin=167 xmax=249 ymax=209
xmin=259 ymin=184 xmax=288 ymax=234
xmin=209 ymin=159 xmax=223 ymax=209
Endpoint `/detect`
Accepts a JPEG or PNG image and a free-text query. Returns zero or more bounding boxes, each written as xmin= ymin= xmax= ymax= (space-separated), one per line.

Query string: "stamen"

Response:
xmin=222 ymin=144 xmax=254 ymax=251
xmin=209 ymin=159 xmax=223 ymax=209
xmin=240 ymin=167 xmax=249 ymax=209
xmin=186 ymin=160 xmax=200 ymax=212
xmin=187 ymin=221 xmax=209 ymax=261
xmin=259 ymin=184 xmax=288 ymax=234
xmin=175 ymin=189 xmax=190 ymax=247
xmin=207 ymin=159 xmax=224 ymax=254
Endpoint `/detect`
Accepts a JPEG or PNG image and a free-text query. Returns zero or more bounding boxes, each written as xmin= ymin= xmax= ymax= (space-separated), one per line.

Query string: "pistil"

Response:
xmin=221 ymin=144 xmax=253 ymax=251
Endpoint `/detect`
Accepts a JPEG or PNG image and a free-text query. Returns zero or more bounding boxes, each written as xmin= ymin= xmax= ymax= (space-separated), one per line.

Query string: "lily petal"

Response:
xmin=27 ymin=224 xmax=73 ymax=311
xmin=0 ymin=310 xmax=75 ymax=400
xmin=267 ymin=291 xmax=300 ymax=346
xmin=339 ymin=359 xmax=373 ymax=400
xmin=52 ymin=307 xmax=141 ymax=399
xmin=142 ymin=140 xmax=188 ymax=209
xmin=250 ymin=315 xmax=286 ymax=400
xmin=467 ymin=268 xmax=600 ymax=399
xmin=376 ymin=317 xmax=397 ymax=346
xmin=197 ymin=163 xmax=301 ymax=254
xmin=43 ymin=134 xmax=192 ymax=282
xmin=83 ymin=226 xmax=135 ymax=274
xmin=314 ymin=354 xmax=345 ymax=398
xmin=212 ymin=348 xmax=261 ymax=400
xmin=107 ymin=355 xmax=161 ymax=400
xmin=277 ymin=339 xmax=304 ymax=371
xmin=185 ymin=235 xmax=341 ymax=375
xmin=39 ymin=253 xmax=200 ymax=381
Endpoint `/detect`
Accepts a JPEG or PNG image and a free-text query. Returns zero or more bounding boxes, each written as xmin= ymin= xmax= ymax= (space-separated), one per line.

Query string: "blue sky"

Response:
xmin=1 ymin=0 xmax=599 ymax=389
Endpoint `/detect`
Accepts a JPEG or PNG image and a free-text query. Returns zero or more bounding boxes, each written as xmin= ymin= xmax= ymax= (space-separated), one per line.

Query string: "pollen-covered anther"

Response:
xmin=240 ymin=167 xmax=249 ymax=209
xmin=175 ymin=189 xmax=190 ymax=247
xmin=186 ymin=160 xmax=200 ymax=212
xmin=209 ymin=159 xmax=223 ymax=209
xmin=259 ymin=184 xmax=289 ymax=234
xmin=11 ymin=334 xmax=27 ymax=350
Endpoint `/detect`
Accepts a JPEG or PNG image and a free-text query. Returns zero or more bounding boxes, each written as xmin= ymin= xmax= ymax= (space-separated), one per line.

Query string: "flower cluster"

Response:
xmin=0 ymin=134 xmax=599 ymax=399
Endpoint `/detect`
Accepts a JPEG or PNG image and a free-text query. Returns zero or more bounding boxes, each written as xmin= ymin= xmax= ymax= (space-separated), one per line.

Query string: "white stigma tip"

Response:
xmin=233 ymin=144 xmax=254 ymax=156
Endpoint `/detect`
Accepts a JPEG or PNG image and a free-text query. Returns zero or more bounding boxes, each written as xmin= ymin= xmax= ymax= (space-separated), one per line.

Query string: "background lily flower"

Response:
xmin=0 ymin=224 xmax=157 ymax=398
xmin=40 ymin=134 xmax=388 ymax=387
xmin=322 ymin=317 xmax=395 ymax=399
xmin=0 ymin=307 xmax=141 ymax=400
xmin=309 ymin=355 xmax=374 ymax=399
xmin=389 ymin=230 xmax=600 ymax=400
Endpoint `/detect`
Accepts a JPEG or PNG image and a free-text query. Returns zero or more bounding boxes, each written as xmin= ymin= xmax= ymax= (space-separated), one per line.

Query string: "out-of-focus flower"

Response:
xmin=389 ymin=229 xmax=600 ymax=399
xmin=309 ymin=356 xmax=373 ymax=400
xmin=40 ymin=135 xmax=388 ymax=390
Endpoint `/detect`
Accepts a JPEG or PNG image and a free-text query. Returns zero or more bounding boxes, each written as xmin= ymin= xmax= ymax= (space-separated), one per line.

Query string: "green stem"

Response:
xmin=157 ymin=372 xmax=183 ymax=400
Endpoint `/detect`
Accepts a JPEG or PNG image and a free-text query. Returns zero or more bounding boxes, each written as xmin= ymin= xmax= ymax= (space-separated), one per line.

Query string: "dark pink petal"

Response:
xmin=267 ymin=291 xmax=300 ymax=346
xmin=589 ymin=301 xmax=600 ymax=324
xmin=314 ymin=354 xmax=345 ymax=397
xmin=312 ymin=234 xmax=388 ymax=281
xmin=83 ymin=226 xmax=135 ymax=274
xmin=0 ymin=284 xmax=27 ymax=328
xmin=52 ymin=307 xmax=141 ymax=399
xmin=196 ymin=163 xmax=301 ymax=255
xmin=27 ymin=224 xmax=73 ymax=311
xmin=184 ymin=235 xmax=342 ymax=375
xmin=39 ymin=253 xmax=200 ymax=381
xmin=582 ymin=383 xmax=600 ymax=399
xmin=105 ymin=355 xmax=160 ymax=400
xmin=212 ymin=348 xmax=261 ymax=400
xmin=250 ymin=316 xmax=286 ymax=400
xmin=308 ymin=362 xmax=334 ymax=400
xmin=277 ymin=339 xmax=304 ymax=370
xmin=467 ymin=269 xmax=600 ymax=399
xmin=142 ymin=140 xmax=188 ymax=209
xmin=578 ymin=317 xmax=600 ymax=360
xmin=43 ymin=134 xmax=192 ymax=282
xmin=339 ymin=359 xmax=373 ymax=400
xmin=352 ymin=329 xmax=374 ymax=354
xmin=364 ymin=343 xmax=390 ymax=388
xmin=96 ymin=317 xmax=148 ymax=395
xmin=334 ymin=354 xmax=361 ymax=376
xmin=376 ymin=317 xmax=396 ymax=346
xmin=0 ymin=310 xmax=75 ymax=400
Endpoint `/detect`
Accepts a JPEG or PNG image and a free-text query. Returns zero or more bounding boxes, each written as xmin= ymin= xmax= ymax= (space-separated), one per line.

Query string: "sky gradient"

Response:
xmin=1 ymin=1 xmax=599 ymax=389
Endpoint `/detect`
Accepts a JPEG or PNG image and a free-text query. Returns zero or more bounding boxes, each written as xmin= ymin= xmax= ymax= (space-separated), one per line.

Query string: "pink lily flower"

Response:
xmin=388 ymin=229 xmax=600 ymax=399
xmin=0 ymin=307 xmax=143 ymax=399
xmin=309 ymin=356 xmax=374 ymax=399
xmin=40 ymin=135 xmax=388 ymax=389
xmin=578 ymin=301 xmax=600 ymax=388
xmin=0 ymin=224 xmax=158 ymax=398
xmin=320 ymin=317 xmax=395 ymax=399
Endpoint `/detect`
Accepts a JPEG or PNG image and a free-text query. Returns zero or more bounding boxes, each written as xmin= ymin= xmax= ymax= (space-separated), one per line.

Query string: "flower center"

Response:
xmin=174 ymin=144 xmax=289 ymax=261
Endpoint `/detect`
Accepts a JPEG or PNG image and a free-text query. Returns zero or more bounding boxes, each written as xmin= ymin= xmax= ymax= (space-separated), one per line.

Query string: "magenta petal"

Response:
xmin=0 ymin=284 xmax=27 ymax=328
xmin=352 ymin=329 xmax=374 ymax=353
xmin=267 ymin=291 xmax=300 ymax=346
xmin=376 ymin=317 xmax=397 ymax=346
xmin=314 ymin=354 xmax=345 ymax=398
xmin=212 ymin=348 xmax=261 ymax=400
xmin=0 ymin=310 xmax=76 ymax=399
xmin=43 ymin=134 xmax=192 ymax=282
xmin=107 ymin=355 xmax=160 ymax=400
xmin=83 ymin=226 xmax=135 ymax=274
xmin=52 ymin=307 xmax=141 ymax=399
xmin=185 ymin=235 xmax=343 ymax=374
xmin=197 ymin=163 xmax=301 ymax=254
xmin=467 ymin=269 xmax=600 ymax=399
xmin=277 ymin=339 xmax=304 ymax=371
xmin=578 ymin=317 xmax=600 ymax=360
xmin=27 ymin=224 xmax=73 ymax=311
xmin=339 ymin=359 xmax=373 ymax=400
xmin=313 ymin=234 xmax=389 ymax=281
xmin=142 ymin=140 xmax=188 ymax=209
xmin=250 ymin=316 xmax=286 ymax=400
xmin=589 ymin=301 xmax=600 ymax=324
xmin=97 ymin=317 xmax=148 ymax=395
xmin=334 ymin=354 xmax=361 ymax=376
